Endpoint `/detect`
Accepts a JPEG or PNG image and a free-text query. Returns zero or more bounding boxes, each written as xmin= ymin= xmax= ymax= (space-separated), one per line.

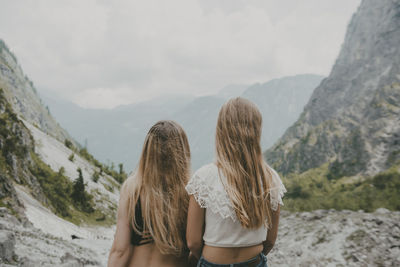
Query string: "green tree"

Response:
xmin=71 ymin=168 xmax=94 ymax=213
xmin=71 ymin=168 xmax=85 ymax=204
xmin=92 ymin=171 xmax=100 ymax=183
xmin=64 ymin=139 xmax=73 ymax=149
xmin=119 ymin=163 xmax=124 ymax=175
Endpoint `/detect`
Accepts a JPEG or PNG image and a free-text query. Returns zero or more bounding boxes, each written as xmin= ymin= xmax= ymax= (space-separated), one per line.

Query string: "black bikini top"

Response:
xmin=131 ymin=197 xmax=154 ymax=246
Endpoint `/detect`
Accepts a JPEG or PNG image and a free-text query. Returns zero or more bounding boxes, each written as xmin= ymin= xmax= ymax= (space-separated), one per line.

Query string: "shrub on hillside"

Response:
xmin=64 ymin=139 xmax=74 ymax=149
xmin=30 ymin=153 xmax=72 ymax=217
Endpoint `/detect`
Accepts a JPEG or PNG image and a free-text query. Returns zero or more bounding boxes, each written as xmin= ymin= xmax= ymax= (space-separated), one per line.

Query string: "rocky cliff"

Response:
xmin=266 ymin=0 xmax=400 ymax=178
xmin=0 ymin=41 xmax=121 ymax=265
xmin=0 ymin=87 xmax=46 ymax=218
xmin=0 ymin=40 xmax=74 ymax=145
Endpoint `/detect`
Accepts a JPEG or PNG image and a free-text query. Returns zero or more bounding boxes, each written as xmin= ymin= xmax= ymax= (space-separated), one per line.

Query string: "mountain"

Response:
xmin=242 ymin=74 xmax=324 ymax=149
xmin=265 ymin=0 xmax=400 ymax=211
xmin=0 ymin=40 xmax=123 ymax=265
xmin=40 ymin=92 xmax=195 ymax=170
xmin=41 ymin=75 xmax=323 ymax=171
xmin=216 ymin=83 xmax=248 ymax=99
xmin=173 ymin=74 xmax=323 ymax=169
xmin=266 ymin=0 xmax=400 ymax=177
xmin=0 ymin=87 xmax=38 ymax=218
xmin=0 ymin=40 xmax=75 ymax=146
xmin=173 ymin=95 xmax=227 ymax=168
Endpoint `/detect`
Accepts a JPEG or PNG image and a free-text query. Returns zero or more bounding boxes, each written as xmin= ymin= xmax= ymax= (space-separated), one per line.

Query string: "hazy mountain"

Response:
xmin=243 ymin=74 xmax=324 ymax=149
xmin=40 ymin=75 xmax=323 ymax=171
xmin=172 ymin=74 xmax=324 ymax=169
xmin=40 ymin=92 xmax=195 ymax=170
xmin=265 ymin=0 xmax=400 ymax=178
xmin=216 ymin=83 xmax=249 ymax=99
xmin=173 ymin=95 xmax=227 ymax=169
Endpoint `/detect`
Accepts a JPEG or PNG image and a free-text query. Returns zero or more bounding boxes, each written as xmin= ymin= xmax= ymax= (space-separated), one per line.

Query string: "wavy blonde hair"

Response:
xmin=216 ymin=97 xmax=273 ymax=229
xmin=126 ymin=120 xmax=190 ymax=256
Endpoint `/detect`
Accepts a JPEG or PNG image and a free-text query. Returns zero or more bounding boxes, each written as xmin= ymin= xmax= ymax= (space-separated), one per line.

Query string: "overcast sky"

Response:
xmin=0 ymin=0 xmax=360 ymax=109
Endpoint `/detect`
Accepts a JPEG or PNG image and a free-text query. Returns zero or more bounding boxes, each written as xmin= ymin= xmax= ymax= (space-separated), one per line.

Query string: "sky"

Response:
xmin=0 ymin=0 xmax=361 ymax=109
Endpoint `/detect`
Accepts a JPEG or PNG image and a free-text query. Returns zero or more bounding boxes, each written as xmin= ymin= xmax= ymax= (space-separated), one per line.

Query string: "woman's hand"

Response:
xmin=263 ymin=205 xmax=280 ymax=255
xmin=187 ymin=252 xmax=199 ymax=267
xmin=186 ymin=195 xmax=205 ymax=259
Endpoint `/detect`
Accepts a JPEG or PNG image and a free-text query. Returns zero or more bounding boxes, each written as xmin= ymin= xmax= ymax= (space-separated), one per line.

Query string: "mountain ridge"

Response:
xmin=40 ymin=74 xmax=323 ymax=170
xmin=265 ymin=0 xmax=400 ymax=178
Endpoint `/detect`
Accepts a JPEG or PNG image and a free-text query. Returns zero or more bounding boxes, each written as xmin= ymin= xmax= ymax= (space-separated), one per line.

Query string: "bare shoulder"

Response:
xmin=120 ymin=174 xmax=138 ymax=196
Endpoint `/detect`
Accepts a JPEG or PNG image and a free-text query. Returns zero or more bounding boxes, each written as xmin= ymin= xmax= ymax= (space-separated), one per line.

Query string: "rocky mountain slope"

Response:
xmin=266 ymin=0 xmax=400 ymax=179
xmin=0 ymin=84 xmax=119 ymax=220
xmin=0 ymin=40 xmax=121 ymax=265
xmin=0 ymin=39 xmax=120 ymax=215
xmin=0 ymin=40 xmax=74 ymax=145
xmin=0 ymin=87 xmax=39 ymax=219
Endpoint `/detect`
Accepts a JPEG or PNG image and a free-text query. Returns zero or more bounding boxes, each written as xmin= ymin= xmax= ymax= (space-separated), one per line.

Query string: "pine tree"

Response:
xmin=71 ymin=168 xmax=94 ymax=213
xmin=71 ymin=168 xmax=85 ymax=204
xmin=118 ymin=163 xmax=124 ymax=175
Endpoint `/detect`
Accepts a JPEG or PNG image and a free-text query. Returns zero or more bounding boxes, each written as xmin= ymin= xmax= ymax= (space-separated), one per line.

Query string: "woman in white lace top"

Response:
xmin=186 ymin=97 xmax=286 ymax=267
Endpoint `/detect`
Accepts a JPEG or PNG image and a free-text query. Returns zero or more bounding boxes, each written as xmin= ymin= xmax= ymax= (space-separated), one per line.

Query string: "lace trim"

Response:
xmin=268 ymin=167 xmax=287 ymax=211
xmin=186 ymin=164 xmax=286 ymax=220
xmin=185 ymin=173 xmax=237 ymax=222
xmin=269 ymin=184 xmax=287 ymax=211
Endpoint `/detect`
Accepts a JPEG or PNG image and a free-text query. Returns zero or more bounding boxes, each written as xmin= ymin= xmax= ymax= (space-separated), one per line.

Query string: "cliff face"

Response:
xmin=266 ymin=0 xmax=400 ymax=177
xmin=0 ymin=40 xmax=74 ymax=144
xmin=0 ymin=88 xmax=46 ymax=218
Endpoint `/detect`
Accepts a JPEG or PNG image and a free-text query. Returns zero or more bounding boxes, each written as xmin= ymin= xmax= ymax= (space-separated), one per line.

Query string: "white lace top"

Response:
xmin=186 ymin=163 xmax=286 ymax=247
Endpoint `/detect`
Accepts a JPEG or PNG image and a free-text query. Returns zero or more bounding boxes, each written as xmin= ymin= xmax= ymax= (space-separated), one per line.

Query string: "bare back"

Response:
xmin=202 ymin=244 xmax=263 ymax=264
xmin=128 ymin=243 xmax=188 ymax=267
xmin=107 ymin=178 xmax=189 ymax=267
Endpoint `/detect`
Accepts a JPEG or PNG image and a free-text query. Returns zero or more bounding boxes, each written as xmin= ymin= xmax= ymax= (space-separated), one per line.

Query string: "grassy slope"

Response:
xmin=282 ymin=161 xmax=400 ymax=212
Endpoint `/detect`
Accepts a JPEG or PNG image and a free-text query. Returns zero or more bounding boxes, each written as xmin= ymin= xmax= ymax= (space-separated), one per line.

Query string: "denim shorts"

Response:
xmin=197 ymin=253 xmax=267 ymax=267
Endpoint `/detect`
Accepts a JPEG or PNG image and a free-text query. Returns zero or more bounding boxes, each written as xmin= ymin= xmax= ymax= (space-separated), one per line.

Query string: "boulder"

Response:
xmin=0 ymin=231 xmax=15 ymax=262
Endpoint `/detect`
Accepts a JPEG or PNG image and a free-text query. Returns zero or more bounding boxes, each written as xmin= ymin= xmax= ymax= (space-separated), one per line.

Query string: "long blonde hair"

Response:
xmin=126 ymin=120 xmax=190 ymax=256
xmin=216 ymin=97 xmax=273 ymax=229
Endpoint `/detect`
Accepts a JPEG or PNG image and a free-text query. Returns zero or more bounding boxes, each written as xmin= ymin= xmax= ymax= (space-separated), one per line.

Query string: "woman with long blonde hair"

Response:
xmin=186 ymin=97 xmax=286 ymax=267
xmin=108 ymin=120 xmax=191 ymax=267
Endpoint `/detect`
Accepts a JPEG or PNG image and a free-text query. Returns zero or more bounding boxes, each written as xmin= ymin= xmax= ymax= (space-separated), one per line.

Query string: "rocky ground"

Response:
xmin=1 ymin=207 xmax=400 ymax=266
xmin=270 ymin=208 xmax=400 ymax=267
xmin=0 ymin=207 xmax=110 ymax=267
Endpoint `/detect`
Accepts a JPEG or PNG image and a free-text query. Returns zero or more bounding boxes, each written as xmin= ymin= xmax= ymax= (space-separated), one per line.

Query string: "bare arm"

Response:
xmin=263 ymin=205 xmax=280 ymax=255
xmin=108 ymin=182 xmax=133 ymax=267
xmin=186 ymin=195 xmax=205 ymax=259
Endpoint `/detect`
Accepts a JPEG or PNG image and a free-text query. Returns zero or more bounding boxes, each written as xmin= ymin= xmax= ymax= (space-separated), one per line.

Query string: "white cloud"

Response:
xmin=0 ymin=0 xmax=361 ymax=108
